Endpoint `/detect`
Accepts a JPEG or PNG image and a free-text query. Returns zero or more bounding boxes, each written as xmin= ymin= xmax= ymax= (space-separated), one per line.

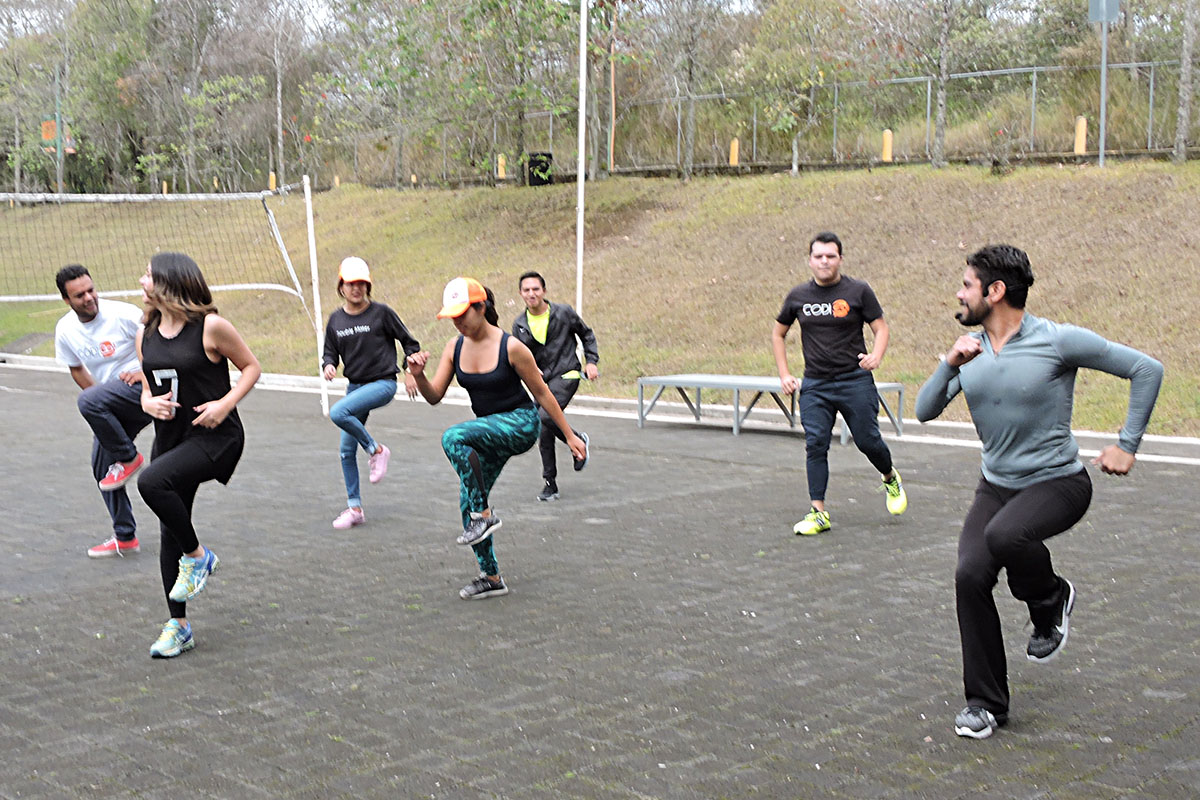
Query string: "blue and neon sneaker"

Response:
xmin=149 ymin=619 xmax=194 ymax=659
xmin=168 ymin=546 xmax=219 ymax=603
xmin=882 ymin=469 xmax=908 ymax=515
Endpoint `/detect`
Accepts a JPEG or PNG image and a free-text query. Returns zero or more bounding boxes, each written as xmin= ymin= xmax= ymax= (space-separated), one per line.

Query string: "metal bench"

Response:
xmin=635 ymin=373 xmax=903 ymax=440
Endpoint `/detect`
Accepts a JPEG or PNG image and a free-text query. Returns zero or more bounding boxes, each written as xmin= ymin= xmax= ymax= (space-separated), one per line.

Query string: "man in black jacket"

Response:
xmin=512 ymin=271 xmax=598 ymax=501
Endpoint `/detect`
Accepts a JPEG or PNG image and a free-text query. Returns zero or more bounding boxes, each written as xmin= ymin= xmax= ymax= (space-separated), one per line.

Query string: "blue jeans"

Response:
xmin=798 ymin=372 xmax=893 ymax=503
xmin=329 ymin=379 xmax=397 ymax=507
xmin=78 ymin=378 xmax=152 ymax=540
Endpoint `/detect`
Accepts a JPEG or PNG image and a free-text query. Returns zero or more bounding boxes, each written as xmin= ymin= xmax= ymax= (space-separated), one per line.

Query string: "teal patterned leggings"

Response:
xmin=441 ymin=406 xmax=539 ymax=576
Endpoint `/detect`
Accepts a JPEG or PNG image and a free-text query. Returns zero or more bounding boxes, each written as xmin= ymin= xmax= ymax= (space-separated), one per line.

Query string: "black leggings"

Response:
xmin=137 ymin=439 xmax=225 ymax=618
xmin=955 ymin=468 xmax=1093 ymax=715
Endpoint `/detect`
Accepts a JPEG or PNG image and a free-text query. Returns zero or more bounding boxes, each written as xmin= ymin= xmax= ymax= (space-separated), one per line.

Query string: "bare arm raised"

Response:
xmin=407 ymin=338 xmax=458 ymax=405
xmin=507 ymin=337 xmax=586 ymax=461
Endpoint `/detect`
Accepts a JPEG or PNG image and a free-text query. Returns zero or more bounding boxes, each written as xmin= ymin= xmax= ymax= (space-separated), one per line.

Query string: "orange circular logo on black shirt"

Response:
xmin=832 ymin=299 xmax=850 ymax=318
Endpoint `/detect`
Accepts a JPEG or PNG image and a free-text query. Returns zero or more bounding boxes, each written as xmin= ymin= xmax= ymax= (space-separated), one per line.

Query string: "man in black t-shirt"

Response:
xmin=771 ymin=231 xmax=907 ymax=535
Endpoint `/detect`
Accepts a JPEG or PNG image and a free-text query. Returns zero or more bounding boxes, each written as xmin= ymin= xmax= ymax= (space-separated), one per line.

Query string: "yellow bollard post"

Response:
xmin=881 ymin=129 xmax=894 ymax=162
xmin=729 ymin=137 xmax=740 ymax=166
xmin=1074 ymin=117 xmax=1088 ymax=155
xmin=213 ymin=176 xmax=218 ymax=190
xmin=161 ymin=180 xmax=168 ymax=195
xmin=269 ymin=171 xmax=277 ymax=191
xmin=333 ymin=175 xmax=340 ymax=188
xmin=497 ymin=154 xmax=506 ymax=180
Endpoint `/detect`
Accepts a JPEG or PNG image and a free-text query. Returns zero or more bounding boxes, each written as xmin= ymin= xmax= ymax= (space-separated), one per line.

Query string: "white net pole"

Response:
xmin=575 ymin=0 xmax=588 ymax=316
xmin=303 ymin=176 xmax=329 ymax=416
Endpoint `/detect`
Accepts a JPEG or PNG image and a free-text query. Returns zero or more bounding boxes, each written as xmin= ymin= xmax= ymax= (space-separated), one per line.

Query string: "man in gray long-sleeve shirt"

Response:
xmin=916 ymin=244 xmax=1162 ymax=741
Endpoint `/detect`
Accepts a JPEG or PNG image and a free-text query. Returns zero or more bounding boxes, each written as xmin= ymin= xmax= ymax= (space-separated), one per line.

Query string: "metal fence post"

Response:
xmin=925 ymin=78 xmax=933 ymax=158
xmin=832 ymin=82 xmax=839 ymax=161
xmin=1030 ymin=69 xmax=1038 ymax=152
xmin=1147 ymin=64 xmax=1155 ymax=149
xmin=752 ymin=97 xmax=757 ymax=163
xmin=676 ymin=97 xmax=682 ymax=167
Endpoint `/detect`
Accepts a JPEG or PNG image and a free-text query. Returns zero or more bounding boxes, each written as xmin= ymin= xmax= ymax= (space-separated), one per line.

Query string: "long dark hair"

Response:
xmin=471 ymin=286 xmax=499 ymax=325
xmin=144 ymin=252 xmax=218 ymax=334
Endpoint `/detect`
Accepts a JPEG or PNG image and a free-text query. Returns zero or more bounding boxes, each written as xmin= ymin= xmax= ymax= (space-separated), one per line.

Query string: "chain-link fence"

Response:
xmin=304 ymin=59 xmax=1199 ymax=188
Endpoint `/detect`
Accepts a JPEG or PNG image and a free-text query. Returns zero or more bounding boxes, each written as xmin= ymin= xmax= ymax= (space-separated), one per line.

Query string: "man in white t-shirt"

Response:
xmin=54 ymin=264 xmax=152 ymax=558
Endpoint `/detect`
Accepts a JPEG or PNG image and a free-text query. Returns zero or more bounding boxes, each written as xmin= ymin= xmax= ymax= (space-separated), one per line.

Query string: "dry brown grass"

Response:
xmin=5 ymin=162 xmax=1197 ymax=435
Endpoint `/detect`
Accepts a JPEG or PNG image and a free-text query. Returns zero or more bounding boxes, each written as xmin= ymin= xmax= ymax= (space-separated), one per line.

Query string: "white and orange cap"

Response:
xmin=437 ymin=276 xmax=487 ymax=319
xmin=338 ymin=256 xmax=372 ymax=284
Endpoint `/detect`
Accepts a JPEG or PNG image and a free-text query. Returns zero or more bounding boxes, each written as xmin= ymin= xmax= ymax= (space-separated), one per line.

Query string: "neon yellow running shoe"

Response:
xmin=793 ymin=507 xmax=831 ymax=536
xmin=883 ymin=470 xmax=907 ymax=515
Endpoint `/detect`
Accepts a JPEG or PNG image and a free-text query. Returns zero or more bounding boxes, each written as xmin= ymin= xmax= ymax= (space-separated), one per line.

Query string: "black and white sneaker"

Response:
xmin=537 ymin=480 xmax=560 ymax=502
xmin=573 ymin=432 xmax=590 ymax=471
xmin=459 ymin=574 xmax=509 ymax=600
xmin=954 ymin=706 xmax=1008 ymax=739
xmin=1027 ymin=578 xmax=1076 ymax=663
xmin=457 ymin=511 xmax=502 ymax=546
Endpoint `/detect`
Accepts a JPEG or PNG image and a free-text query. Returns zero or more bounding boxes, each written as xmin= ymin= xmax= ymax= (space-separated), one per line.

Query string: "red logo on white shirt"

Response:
xmin=99 ymin=341 xmax=116 ymax=357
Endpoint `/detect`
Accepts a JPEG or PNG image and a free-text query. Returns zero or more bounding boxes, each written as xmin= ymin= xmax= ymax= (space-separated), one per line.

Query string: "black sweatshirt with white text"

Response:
xmin=323 ymin=302 xmax=420 ymax=384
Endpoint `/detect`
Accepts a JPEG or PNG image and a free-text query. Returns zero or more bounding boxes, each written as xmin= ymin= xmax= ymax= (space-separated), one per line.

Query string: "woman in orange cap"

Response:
xmin=407 ymin=277 xmax=586 ymax=600
xmin=321 ymin=256 xmax=421 ymax=530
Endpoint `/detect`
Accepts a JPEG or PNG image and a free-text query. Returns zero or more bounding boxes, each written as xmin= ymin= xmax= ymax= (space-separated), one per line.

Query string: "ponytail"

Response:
xmin=472 ymin=286 xmax=499 ymax=325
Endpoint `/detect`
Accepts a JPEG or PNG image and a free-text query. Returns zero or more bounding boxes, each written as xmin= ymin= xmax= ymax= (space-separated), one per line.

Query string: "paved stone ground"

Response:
xmin=2 ymin=364 xmax=1198 ymax=800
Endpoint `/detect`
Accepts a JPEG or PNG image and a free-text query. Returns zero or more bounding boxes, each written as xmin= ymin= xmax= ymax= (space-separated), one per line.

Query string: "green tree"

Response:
xmin=738 ymin=0 xmax=859 ymax=169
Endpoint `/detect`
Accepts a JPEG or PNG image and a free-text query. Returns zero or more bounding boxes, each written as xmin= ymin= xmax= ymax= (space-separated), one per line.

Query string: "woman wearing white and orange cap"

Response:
xmin=407 ymin=277 xmax=586 ymax=600
xmin=321 ymin=257 xmax=420 ymax=530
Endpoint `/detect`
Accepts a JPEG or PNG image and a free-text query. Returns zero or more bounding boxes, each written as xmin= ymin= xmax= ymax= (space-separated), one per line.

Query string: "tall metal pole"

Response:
xmin=303 ymin=175 xmax=328 ymax=416
xmin=575 ymin=0 xmax=588 ymax=314
xmin=608 ymin=7 xmax=616 ymax=173
xmin=1099 ymin=20 xmax=1109 ymax=166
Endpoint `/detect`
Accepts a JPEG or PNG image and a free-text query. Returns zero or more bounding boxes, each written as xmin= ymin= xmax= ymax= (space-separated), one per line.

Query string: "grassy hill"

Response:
xmin=3 ymin=162 xmax=1197 ymax=436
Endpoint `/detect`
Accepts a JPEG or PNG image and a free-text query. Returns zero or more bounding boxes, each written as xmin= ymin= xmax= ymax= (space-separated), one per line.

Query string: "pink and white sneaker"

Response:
xmin=368 ymin=444 xmax=390 ymax=484
xmin=332 ymin=507 xmax=365 ymax=530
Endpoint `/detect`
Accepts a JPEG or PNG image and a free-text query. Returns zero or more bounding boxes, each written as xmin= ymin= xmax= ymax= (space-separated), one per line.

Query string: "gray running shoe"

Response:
xmin=459 ymin=574 xmax=509 ymax=600
xmin=1028 ymin=578 xmax=1076 ymax=663
xmin=954 ymin=706 xmax=1007 ymax=739
xmin=457 ymin=511 xmax=502 ymax=546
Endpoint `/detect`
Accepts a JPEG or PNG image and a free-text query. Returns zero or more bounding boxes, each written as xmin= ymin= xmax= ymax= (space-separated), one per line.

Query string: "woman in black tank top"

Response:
xmin=408 ymin=277 xmax=586 ymax=601
xmin=135 ymin=252 xmax=261 ymax=658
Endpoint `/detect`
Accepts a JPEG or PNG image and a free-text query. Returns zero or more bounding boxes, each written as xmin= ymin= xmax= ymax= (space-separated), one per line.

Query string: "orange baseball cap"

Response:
xmin=437 ymin=276 xmax=487 ymax=319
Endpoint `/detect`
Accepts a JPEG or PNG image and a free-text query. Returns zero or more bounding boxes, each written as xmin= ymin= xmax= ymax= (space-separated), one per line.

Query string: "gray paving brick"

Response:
xmin=2 ymin=365 xmax=1198 ymax=798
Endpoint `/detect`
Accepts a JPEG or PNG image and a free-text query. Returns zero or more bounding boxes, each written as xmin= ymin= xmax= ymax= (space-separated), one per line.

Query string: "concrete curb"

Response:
xmin=5 ymin=352 xmax=1197 ymax=464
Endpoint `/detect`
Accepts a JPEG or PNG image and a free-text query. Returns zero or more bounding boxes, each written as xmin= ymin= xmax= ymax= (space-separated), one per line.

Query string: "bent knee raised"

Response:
xmin=78 ymin=385 xmax=107 ymax=415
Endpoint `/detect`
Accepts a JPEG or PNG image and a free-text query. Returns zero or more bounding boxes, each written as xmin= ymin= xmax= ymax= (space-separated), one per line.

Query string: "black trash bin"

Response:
xmin=528 ymin=152 xmax=553 ymax=186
